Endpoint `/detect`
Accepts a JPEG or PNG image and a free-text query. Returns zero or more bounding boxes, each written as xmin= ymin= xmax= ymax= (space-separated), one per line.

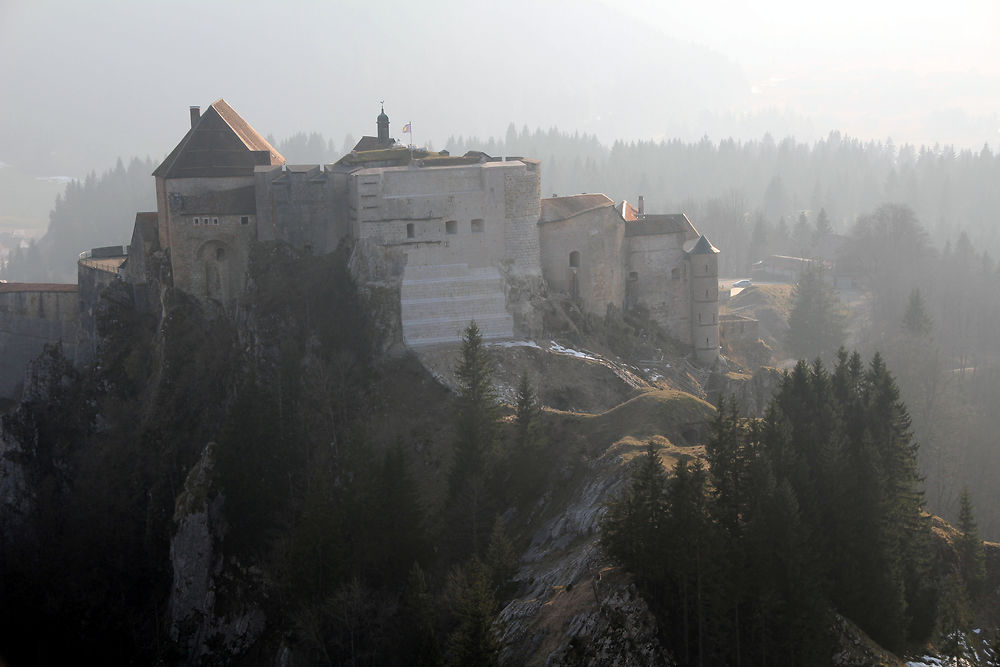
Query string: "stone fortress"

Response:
xmin=0 ymin=99 xmax=721 ymax=396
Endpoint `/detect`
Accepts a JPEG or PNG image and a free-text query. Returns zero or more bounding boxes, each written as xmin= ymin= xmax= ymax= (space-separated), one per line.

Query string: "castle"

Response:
xmin=0 ymin=100 xmax=720 ymax=397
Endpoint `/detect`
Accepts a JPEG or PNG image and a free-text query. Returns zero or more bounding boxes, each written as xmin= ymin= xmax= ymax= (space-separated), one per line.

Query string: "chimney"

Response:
xmin=189 ymin=106 xmax=201 ymax=128
xmin=638 ymin=195 xmax=645 ymax=216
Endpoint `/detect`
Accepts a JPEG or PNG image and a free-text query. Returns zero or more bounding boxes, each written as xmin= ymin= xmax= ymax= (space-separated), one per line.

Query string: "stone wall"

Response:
xmin=0 ymin=285 xmax=82 ymax=397
xmin=349 ymin=160 xmax=539 ymax=269
xmin=538 ymin=206 xmax=625 ymax=316
xmin=161 ymin=176 xmax=258 ymax=312
xmin=254 ymin=165 xmax=350 ymax=254
xmin=624 ymin=233 xmax=691 ymax=343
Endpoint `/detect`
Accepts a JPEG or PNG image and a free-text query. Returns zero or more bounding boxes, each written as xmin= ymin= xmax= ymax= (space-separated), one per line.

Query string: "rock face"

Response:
xmin=0 ymin=430 xmax=30 ymax=537
xmin=497 ymin=454 xmax=673 ymax=666
xmin=706 ymin=365 xmax=783 ymax=416
xmin=168 ymin=443 xmax=266 ymax=663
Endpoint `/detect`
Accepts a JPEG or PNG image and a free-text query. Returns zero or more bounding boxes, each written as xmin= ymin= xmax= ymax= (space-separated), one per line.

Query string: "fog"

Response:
xmin=2 ymin=0 xmax=997 ymax=178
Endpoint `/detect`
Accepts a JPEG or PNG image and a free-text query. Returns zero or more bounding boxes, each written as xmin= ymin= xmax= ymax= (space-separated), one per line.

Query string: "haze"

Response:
xmin=1 ymin=0 xmax=998 ymax=177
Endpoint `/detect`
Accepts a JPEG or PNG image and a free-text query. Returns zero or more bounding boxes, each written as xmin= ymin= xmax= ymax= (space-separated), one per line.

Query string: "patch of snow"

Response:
xmin=905 ymin=657 xmax=943 ymax=667
xmin=548 ymin=342 xmax=597 ymax=360
xmin=489 ymin=339 xmax=541 ymax=349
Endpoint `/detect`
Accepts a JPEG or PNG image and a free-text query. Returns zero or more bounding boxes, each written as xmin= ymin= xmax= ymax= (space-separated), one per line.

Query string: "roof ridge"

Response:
xmin=210 ymin=99 xmax=285 ymax=164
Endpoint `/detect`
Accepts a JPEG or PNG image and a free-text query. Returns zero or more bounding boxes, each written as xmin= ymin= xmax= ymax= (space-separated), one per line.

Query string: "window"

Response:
xmin=569 ymin=251 xmax=580 ymax=268
xmin=628 ymin=271 xmax=638 ymax=281
xmin=671 ymin=268 xmax=680 ymax=280
xmin=216 ymin=247 xmax=225 ymax=260
xmin=194 ymin=217 xmax=200 ymax=225
xmin=698 ymin=312 xmax=702 ymax=323
xmin=213 ymin=217 xmax=219 ymax=225
xmin=406 ymin=223 xmax=415 ymax=239
xmin=240 ymin=216 xmax=249 ymax=225
xmin=471 ymin=219 xmax=484 ymax=233
xmin=706 ymin=289 xmax=710 ymax=298
xmin=446 ymin=220 xmax=457 ymax=235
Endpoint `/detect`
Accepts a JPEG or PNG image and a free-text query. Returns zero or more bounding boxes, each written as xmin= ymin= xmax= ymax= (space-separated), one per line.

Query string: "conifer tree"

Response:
xmin=955 ymin=488 xmax=987 ymax=600
xmin=398 ymin=563 xmax=442 ymax=667
xmin=448 ymin=321 xmax=501 ymax=556
xmin=508 ymin=373 xmax=546 ymax=503
xmin=786 ymin=266 xmax=846 ymax=361
xmin=901 ymin=288 xmax=933 ymax=337
xmin=600 ymin=445 xmax=668 ymax=585
xmin=444 ymin=559 xmax=500 ymax=667
xmin=485 ymin=516 xmax=519 ymax=594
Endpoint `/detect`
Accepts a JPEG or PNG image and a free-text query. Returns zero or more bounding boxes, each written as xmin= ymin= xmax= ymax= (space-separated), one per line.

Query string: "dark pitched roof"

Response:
xmin=624 ymin=213 xmax=696 ymax=237
xmin=153 ymin=99 xmax=285 ymax=179
xmin=686 ymin=235 xmax=720 ymax=255
xmin=539 ymin=194 xmax=614 ymax=224
xmin=352 ymin=135 xmax=398 ymax=152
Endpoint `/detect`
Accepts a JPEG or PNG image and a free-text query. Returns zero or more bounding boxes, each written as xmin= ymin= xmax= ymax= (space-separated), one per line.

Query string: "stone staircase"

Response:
xmin=400 ymin=264 xmax=514 ymax=347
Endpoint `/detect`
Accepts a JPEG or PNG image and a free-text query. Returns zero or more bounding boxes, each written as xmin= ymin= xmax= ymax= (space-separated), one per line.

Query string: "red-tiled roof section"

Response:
xmin=539 ymin=194 xmax=614 ymax=223
xmin=0 ymin=283 xmax=77 ymax=293
xmin=616 ymin=200 xmax=640 ymax=221
xmin=153 ymin=99 xmax=285 ymax=179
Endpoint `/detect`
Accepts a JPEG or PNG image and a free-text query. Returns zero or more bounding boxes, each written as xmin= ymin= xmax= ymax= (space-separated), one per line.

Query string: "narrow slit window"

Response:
xmin=406 ymin=223 xmax=415 ymax=238
xmin=569 ymin=250 xmax=580 ymax=268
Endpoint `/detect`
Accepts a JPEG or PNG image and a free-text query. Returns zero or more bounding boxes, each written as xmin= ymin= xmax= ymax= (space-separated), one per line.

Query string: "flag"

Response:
xmin=402 ymin=122 xmax=412 ymax=134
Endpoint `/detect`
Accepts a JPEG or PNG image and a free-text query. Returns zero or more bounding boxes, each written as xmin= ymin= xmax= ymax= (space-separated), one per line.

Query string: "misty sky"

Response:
xmin=1 ymin=0 xmax=998 ymax=176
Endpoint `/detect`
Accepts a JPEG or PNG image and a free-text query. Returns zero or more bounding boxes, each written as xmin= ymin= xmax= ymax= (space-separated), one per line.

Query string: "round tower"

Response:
xmin=688 ymin=235 xmax=720 ymax=365
xmin=377 ymin=105 xmax=390 ymax=145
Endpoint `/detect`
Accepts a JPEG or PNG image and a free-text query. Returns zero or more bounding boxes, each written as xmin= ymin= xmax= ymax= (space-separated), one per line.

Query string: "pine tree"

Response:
xmin=448 ymin=321 xmax=501 ymax=556
xmin=485 ymin=516 xmax=519 ymax=594
xmin=901 ymin=288 xmax=933 ymax=337
xmin=815 ymin=207 xmax=832 ymax=236
xmin=398 ymin=563 xmax=442 ymax=667
xmin=955 ymin=488 xmax=987 ymax=600
xmin=786 ymin=265 xmax=846 ymax=361
xmin=600 ymin=445 xmax=669 ymax=585
xmin=444 ymin=559 xmax=500 ymax=667
xmin=508 ymin=373 xmax=546 ymax=503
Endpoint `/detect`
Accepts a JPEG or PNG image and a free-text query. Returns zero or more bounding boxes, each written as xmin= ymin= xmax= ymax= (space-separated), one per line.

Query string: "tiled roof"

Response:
xmin=624 ymin=213 xmax=696 ymax=237
xmin=539 ymin=194 xmax=614 ymax=223
xmin=153 ymin=99 xmax=285 ymax=179
xmin=616 ymin=200 xmax=639 ymax=221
